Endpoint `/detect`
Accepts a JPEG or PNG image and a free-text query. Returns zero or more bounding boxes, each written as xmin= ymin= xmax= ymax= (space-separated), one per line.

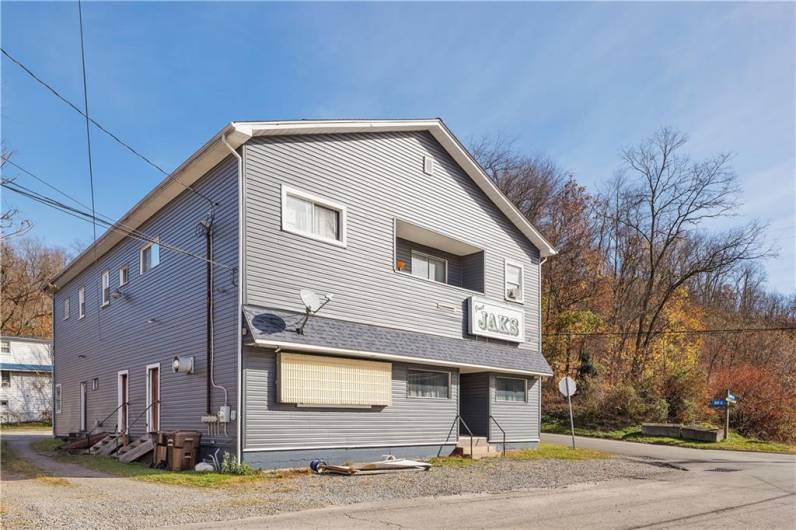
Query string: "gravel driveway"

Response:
xmin=1 ymin=433 xmax=677 ymax=529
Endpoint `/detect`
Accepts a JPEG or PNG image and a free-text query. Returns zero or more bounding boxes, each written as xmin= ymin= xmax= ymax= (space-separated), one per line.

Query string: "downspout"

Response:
xmin=204 ymin=215 xmax=213 ymax=415
xmin=222 ymin=132 xmax=244 ymax=462
xmin=538 ymin=255 xmax=548 ymax=440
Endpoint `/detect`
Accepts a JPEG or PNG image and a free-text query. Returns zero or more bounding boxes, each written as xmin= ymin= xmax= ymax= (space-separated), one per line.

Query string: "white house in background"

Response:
xmin=0 ymin=336 xmax=53 ymax=423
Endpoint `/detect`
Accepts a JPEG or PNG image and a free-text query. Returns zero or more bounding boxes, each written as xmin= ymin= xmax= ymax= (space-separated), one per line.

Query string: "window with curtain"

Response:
xmin=495 ymin=377 xmax=526 ymax=402
xmin=282 ymin=186 xmax=345 ymax=245
xmin=407 ymin=369 xmax=450 ymax=398
xmin=411 ymin=251 xmax=447 ymax=283
xmin=101 ymin=271 xmax=110 ymax=306
xmin=78 ymin=287 xmax=85 ymax=318
xmin=504 ymin=259 xmax=524 ymax=302
xmin=63 ymin=297 xmax=70 ymax=320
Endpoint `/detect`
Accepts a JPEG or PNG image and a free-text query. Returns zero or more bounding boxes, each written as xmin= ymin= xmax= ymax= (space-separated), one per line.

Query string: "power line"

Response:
xmin=1 ymin=177 xmax=234 ymax=271
xmin=2 ymin=156 xmax=163 ymax=243
xmin=546 ymin=326 xmax=796 ymax=337
xmin=77 ymin=0 xmax=97 ymax=243
xmin=0 ymin=47 xmax=216 ymax=206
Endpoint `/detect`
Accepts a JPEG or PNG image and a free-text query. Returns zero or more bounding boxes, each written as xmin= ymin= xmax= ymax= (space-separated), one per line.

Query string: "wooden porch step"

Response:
xmin=116 ymin=434 xmax=154 ymax=463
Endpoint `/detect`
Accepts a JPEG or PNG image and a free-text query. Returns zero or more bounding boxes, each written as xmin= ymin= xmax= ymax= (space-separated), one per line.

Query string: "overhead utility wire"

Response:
xmin=1 ymin=178 xmax=234 ymax=271
xmin=77 ymin=0 xmax=97 ymax=243
xmin=2 ymin=156 xmax=163 ymax=242
xmin=547 ymin=327 xmax=796 ymax=337
xmin=0 ymin=47 xmax=216 ymax=206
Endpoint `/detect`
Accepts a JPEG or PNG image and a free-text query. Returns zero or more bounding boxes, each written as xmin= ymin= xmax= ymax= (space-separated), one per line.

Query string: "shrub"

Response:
xmin=220 ymin=452 xmax=257 ymax=475
xmin=710 ymin=365 xmax=796 ymax=443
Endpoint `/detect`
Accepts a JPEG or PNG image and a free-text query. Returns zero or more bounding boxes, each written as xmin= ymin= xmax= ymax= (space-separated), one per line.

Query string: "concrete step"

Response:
xmin=455 ymin=436 xmax=501 ymax=459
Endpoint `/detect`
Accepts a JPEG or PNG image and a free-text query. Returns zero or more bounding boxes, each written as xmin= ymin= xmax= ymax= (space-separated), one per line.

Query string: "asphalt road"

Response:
xmin=174 ymin=434 xmax=796 ymax=529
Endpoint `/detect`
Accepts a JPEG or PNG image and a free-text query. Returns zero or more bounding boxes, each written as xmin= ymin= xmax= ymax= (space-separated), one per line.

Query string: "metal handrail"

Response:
xmin=443 ymin=414 xmax=475 ymax=458
xmin=127 ymin=400 xmax=160 ymax=432
xmin=86 ymin=400 xmax=134 ymax=437
xmin=488 ymin=415 xmax=507 ymax=456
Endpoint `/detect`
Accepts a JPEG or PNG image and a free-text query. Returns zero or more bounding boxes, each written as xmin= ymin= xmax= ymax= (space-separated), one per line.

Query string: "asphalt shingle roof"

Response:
xmin=243 ymin=305 xmax=552 ymax=376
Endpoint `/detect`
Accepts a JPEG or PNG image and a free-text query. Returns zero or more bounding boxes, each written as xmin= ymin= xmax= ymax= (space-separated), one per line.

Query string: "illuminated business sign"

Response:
xmin=468 ymin=296 xmax=525 ymax=343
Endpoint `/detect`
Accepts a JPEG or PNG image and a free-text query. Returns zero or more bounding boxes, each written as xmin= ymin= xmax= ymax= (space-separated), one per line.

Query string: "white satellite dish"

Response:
xmin=296 ymin=289 xmax=334 ymax=334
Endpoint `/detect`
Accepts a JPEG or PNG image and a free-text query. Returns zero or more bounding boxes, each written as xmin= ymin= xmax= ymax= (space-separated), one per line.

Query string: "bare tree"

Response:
xmin=600 ymin=128 xmax=770 ymax=377
xmin=1 ymin=148 xmax=33 ymax=240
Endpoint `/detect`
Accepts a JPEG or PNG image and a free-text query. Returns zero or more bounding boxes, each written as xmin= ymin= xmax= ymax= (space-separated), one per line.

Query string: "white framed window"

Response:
xmin=54 ymin=383 xmax=62 ymax=414
xmin=101 ymin=271 xmax=110 ymax=307
xmin=407 ymin=369 xmax=450 ymax=399
xmin=140 ymin=240 xmax=161 ymax=274
xmin=1 ymin=371 xmax=10 ymax=387
xmin=78 ymin=287 xmax=86 ymax=319
xmin=119 ymin=265 xmax=129 ymax=286
xmin=1 ymin=340 xmax=10 ymax=354
xmin=495 ymin=376 xmax=527 ymax=402
xmin=504 ymin=258 xmax=524 ymax=303
xmin=411 ymin=250 xmax=447 ymax=284
xmin=92 ymin=377 xmax=99 ymax=391
xmin=63 ymin=297 xmax=70 ymax=320
xmin=281 ymin=185 xmax=347 ymax=247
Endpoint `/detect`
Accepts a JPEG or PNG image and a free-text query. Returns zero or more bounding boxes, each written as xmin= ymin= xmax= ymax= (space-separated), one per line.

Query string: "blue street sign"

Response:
xmin=710 ymin=399 xmax=727 ymax=408
xmin=726 ymin=393 xmax=737 ymax=403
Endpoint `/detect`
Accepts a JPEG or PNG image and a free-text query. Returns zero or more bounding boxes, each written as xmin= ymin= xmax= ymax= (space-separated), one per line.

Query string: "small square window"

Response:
xmin=63 ymin=297 xmax=70 ymax=320
xmin=0 ymin=340 xmax=9 ymax=354
xmin=504 ymin=259 xmax=524 ymax=303
xmin=78 ymin=287 xmax=86 ymax=319
xmin=92 ymin=378 xmax=99 ymax=391
xmin=1 ymin=371 xmax=10 ymax=387
xmin=496 ymin=377 xmax=527 ymax=402
xmin=140 ymin=241 xmax=161 ymax=274
xmin=101 ymin=271 xmax=110 ymax=307
xmin=119 ymin=266 xmax=129 ymax=286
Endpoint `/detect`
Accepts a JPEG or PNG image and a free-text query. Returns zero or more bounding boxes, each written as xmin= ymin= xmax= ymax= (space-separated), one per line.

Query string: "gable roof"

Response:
xmin=51 ymin=119 xmax=556 ymax=288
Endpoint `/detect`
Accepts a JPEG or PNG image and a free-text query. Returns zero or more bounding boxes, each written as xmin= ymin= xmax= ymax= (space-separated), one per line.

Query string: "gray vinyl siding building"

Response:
xmin=51 ymin=119 xmax=555 ymax=469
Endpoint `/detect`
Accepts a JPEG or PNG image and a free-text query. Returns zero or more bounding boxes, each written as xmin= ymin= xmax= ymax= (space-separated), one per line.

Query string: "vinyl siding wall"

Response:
xmin=52 ymin=156 xmax=239 ymax=443
xmin=242 ymin=347 xmax=459 ymax=451
xmin=242 ymin=131 xmax=541 ymax=349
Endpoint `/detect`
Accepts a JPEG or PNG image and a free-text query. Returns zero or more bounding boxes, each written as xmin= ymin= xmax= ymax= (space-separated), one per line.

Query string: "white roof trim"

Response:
xmin=250 ymin=337 xmax=552 ymax=377
xmin=51 ymin=119 xmax=555 ymax=289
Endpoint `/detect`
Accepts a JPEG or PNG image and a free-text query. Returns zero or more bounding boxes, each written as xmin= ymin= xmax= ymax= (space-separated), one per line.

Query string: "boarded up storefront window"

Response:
xmin=278 ymin=352 xmax=392 ymax=407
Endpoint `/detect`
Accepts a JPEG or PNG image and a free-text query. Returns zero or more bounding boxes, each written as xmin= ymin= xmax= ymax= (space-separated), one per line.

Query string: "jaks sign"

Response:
xmin=468 ymin=296 xmax=525 ymax=343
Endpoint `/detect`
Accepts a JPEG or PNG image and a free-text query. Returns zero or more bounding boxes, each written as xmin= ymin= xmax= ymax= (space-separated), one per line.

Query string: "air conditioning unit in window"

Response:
xmin=507 ymin=287 xmax=520 ymax=300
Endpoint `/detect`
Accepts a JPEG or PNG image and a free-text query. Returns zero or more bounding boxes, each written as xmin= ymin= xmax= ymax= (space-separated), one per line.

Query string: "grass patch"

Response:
xmin=429 ymin=455 xmax=478 ymax=468
xmin=0 ymin=421 xmax=51 ymax=431
xmin=507 ymin=442 xmax=611 ymax=461
xmin=32 ymin=442 xmax=283 ymax=488
xmin=542 ymin=420 xmax=796 ymax=455
xmin=0 ymin=440 xmax=69 ymax=486
xmin=30 ymin=438 xmax=65 ymax=453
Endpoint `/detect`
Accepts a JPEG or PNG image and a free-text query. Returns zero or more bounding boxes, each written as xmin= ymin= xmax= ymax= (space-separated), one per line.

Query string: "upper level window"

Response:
xmin=1 ymin=371 xmax=10 ymax=387
xmin=119 ymin=266 xmax=129 ymax=286
xmin=78 ymin=287 xmax=86 ymax=319
xmin=281 ymin=185 xmax=347 ymax=247
xmin=411 ymin=250 xmax=447 ymax=284
xmin=407 ymin=369 xmax=450 ymax=399
xmin=496 ymin=377 xmax=527 ymax=402
xmin=101 ymin=271 xmax=110 ymax=307
xmin=504 ymin=259 xmax=524 ymax=303
xmin=140 ymin=240 xmax=160 ymax=274
xmin=1 ymin=340 xmax=9 ymax=354
xmin=63 ymin=297 xmax=70 ymax=320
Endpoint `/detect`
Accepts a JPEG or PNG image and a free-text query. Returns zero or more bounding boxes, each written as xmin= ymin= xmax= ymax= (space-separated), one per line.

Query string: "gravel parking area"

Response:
xmin=1 ymin=434 xmax=677 ymax=529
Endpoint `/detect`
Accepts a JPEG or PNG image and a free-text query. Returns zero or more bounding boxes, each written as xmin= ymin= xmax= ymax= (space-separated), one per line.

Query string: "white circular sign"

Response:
xmin=558 ymin=376 xmax=577 ymax=397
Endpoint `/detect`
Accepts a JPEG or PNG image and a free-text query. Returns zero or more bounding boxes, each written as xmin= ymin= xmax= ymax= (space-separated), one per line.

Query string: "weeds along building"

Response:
xmin=50 ymin=119 xmax=556 ymax=468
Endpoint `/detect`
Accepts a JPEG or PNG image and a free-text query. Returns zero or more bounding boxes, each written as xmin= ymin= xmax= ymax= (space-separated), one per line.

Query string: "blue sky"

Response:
xmin=2 ymin=2 xmax=794 ymax=293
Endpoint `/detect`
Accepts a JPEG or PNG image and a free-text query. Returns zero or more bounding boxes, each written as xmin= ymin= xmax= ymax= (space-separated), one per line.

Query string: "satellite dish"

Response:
xmin=300 ymin=289 xmax=323 ymax=312
xmin=296 ymin=289 xmax=334 ymax=334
